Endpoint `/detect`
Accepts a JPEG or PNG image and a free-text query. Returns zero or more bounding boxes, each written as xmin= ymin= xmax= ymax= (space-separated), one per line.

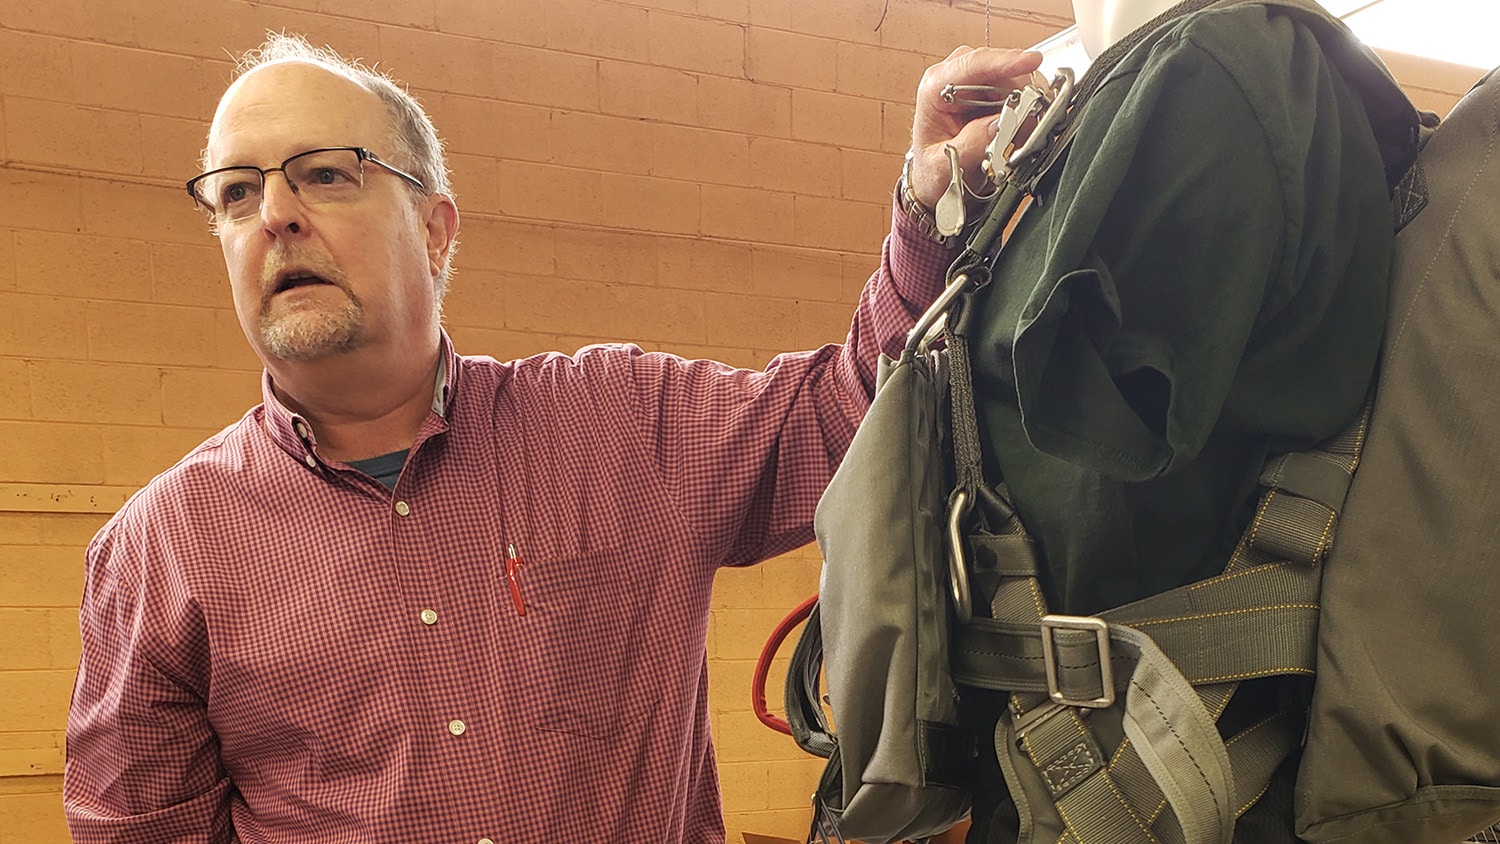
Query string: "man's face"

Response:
xmin=204 ymin=61 xmax=446 ymax=366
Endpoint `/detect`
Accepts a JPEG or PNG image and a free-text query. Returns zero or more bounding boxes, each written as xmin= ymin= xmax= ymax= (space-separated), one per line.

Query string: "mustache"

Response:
xmin=259 ymin=248 xmax=351 ymax=301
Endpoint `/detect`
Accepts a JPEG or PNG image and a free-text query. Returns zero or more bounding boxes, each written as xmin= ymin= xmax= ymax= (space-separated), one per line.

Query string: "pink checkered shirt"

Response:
xmin=65 ymin=208 xmax=953 ymax=843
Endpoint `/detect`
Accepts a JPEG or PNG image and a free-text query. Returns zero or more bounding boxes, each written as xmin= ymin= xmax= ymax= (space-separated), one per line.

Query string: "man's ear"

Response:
xmin=422 ymin=193 xmax=460 ymax=280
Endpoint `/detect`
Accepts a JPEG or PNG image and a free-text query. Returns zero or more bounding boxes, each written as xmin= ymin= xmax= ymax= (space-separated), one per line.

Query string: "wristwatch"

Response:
xmin=898 ymin=151 xmax=955 ymax=246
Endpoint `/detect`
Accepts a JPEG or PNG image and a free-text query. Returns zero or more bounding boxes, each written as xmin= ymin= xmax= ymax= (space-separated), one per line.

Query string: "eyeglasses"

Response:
xmin=186 ymin=146 xmax=427 ymax=224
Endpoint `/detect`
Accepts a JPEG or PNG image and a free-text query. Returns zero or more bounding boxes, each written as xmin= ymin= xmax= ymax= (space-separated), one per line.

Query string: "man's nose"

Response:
xmin=259 ymin=170 xmax=308 ymax=235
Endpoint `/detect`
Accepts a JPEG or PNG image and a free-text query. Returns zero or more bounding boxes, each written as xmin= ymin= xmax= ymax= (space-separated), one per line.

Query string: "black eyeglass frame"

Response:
xmin=185 ymin=146 xmax=428 ymax=219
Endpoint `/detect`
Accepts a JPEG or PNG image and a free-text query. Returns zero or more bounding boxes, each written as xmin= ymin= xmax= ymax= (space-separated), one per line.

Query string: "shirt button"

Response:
xmin=304 ymin=454 xmax=317 ymax=469
xmin=293 ymin=420 xmax=310 ymax=438
xmin=479 ymin=839 xmax=495 ymax=844
xmin=420 ymin=609 xmax=438 ymax=625
xmin=447 ymin=719 xmax=467 ymax=736
xmin=394 ymin=500 xmax=411 ymax=516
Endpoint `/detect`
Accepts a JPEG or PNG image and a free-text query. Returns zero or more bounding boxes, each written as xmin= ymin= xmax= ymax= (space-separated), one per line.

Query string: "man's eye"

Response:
xmin=311 ymin=167 xmax=353 ymax=185
xmin=222 ymin=181 xmax=257 ymax=206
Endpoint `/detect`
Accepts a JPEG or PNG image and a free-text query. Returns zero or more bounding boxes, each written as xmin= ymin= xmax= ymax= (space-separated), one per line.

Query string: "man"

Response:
xmin=63 ymin=32 xmax=1041 ymax=842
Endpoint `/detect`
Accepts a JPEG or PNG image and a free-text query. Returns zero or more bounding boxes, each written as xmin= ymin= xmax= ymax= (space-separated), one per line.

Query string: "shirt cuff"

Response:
xmin=887 ymin=192 xmax=959 ymax=312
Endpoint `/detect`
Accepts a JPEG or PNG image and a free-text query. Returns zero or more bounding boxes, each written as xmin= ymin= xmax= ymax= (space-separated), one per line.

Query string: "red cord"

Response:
xmin=751 ymin=593 xmax=819 ymax=735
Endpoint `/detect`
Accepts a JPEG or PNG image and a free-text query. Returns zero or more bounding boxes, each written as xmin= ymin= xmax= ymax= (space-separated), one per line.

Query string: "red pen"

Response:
xmin=505 ymin=543 xmax=527 ymax=616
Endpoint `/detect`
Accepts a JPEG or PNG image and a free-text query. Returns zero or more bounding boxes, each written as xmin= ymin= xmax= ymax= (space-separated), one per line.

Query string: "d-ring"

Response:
xmin=946 ymin=487 xmax=975 ymax=625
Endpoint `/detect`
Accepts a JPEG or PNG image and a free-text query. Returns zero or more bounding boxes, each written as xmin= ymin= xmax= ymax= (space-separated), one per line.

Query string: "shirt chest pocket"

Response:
xmin=519 ymin=548 xmax=658 ymax=739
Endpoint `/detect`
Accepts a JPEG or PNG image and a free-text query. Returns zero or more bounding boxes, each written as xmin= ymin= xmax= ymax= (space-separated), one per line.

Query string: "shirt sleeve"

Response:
xmin=1004 ymin=32 xmax=1322 ymax=481
xmin=65 ymin=521 xmax=235 ymax=843
xmin=609 ymin=198 xmax=955 ymax=568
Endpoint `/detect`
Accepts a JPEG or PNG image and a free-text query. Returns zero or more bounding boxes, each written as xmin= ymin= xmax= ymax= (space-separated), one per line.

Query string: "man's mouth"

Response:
xmin=274 ymin=271 xmax=334 ymax=294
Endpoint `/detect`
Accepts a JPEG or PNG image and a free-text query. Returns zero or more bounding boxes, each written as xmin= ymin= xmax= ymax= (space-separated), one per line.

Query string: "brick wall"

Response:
xmin=0 ymin=0 xmax=1482 ymax=841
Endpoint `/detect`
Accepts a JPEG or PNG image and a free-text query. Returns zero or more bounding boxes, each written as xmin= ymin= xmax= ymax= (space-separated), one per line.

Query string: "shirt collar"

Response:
xmin=258 ymin=330 xmax=460 ymax=470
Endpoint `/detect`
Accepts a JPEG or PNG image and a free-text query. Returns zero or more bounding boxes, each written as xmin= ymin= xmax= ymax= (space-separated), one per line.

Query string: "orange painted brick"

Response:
xmin=882 ymin=100 xmax=917 ymax=155
xmin=0 ymin=29 xmax=75 ymax=102
xmin=717 ymin=761 xmax=771 ymax=813
xmin=706 ymin=657 xmax=757 ymax=715
xmin=0 ymin=610 xmax=52 ymax=670
xmin=763 ymin=760 xmax=825 ymax=810
xmin=712 ymin=563 xmax=764 ymax=609
xmin=150 ymin=242 xmax=233 ymax=309
xmin=0 ymin=784 xmax=71 ymax=840
xmin=841 ymin=147 xmax=901 ymax=204
xmin=29 ymin=360 xmax=161 ymax=426
xmin=13 ymin=231 xmax=153 ymax=302
xmin=647 ymin=11 xmax=745 ymax=77
xmin=441 ymin=268 xmax=509 ymax=329
xmin=702 ymin=185 xmax=793 ymax=243
xmin=160 ymin=368 xmax=262 ymax=430
xmin=321 ymin=0 xmax=436 ymax=29
xmin=0 ymin=357 xmax=30 ymax=420
xmin=435 ymin=0 xmax=546 ymax=46
xmin=747 ymin=0 xmax=794 ymax=29
xmin=798 ymin=298 xmax=856 ymax=348
xmin=100 ymin=423 xmax=221 ymax=489
xmin=0 ymin=231 xmax=13 ymax=292
xmin=376 ymin=27 xmax=498 ymax=100
xmin=0 ymin=421 xmax=103 ymax=484
xmin=504 ymin=273 xmax=706 ymax=345
xmin=651 ymin=124 xmax=751 ymax=187
xmin=872 ymin=0 xmax=975 ymax=58
xmin=698 ymin=75 xmax=791 ymax=138
xmin=836 ymin=40 xmax=930 ymax=102
xmin=0 ymin=0 xmax=138 ymax=46
xmin=125 ymin=0 xmax=262 ymax=60
xmin=213 ymin=309 xmax=264 ymax=372
xmin=750 ymin=246 xmax=844 ymax=302
xmin=761 ymin=554 xmax=822 ymax=609
xmin=656 ymin=235 xmax=752 ymax=294
xmin=491 ymin=42 xmax=600 ymax=112
xmin=792 ymin=195 xmax=886 ymax=253
xmin=713 ymin=607 xmax=802 ymax=657
xmin=51 ymin=607 xmax=81 ymax=669
xmin=599 ymin=59 xmax=698 ymax=124
xmin=430 ymin=95 xmax=552 ymax=163
xmin=791 ymin=0 xmax=885 ymax=47
xmin=0 ymin=545 xmax=86 ymax=606
xmin=549 ymin=111 xmax=654 ymax=176
xmin=544 ymin=0 xmax=650 ymax=62
xmin=0 ymin=294 xmax=90 ymax=361
xmin=443 ymin=325 xmax=555 ymax=362
xmin=790 ymin=88 xmax=882 ymax=149
xmin=80 ymin=177 xmax=213 ymax=248
xmin=699 ymin=0 xmax=750 ymax=24
xmin=747 ymin=28 xmax=837 ymax=91
xmin=704 ymin=291 xmax=798 ymax=351
xmin=554 ymin=229 xmax=658 ymax=285
xmin=448 ymin=153 xmax=501 ymax=216
xmin=712 ymin=710 xmax=807 ymax=763
xmin=452 ymin=217 xmax=557 ymax=276
xmin=87 ymin=300 xmax=217 ymax=367
xmin=599 ymin=173 xmax=701 ymax=236
xmin=141 ymin=114 xmax=208 ymax=183
xmin=747 ymin=136 xmax=841 ymax=198
xmin=0 ymin=669 xmax=74 ymax=732
xmin=0 ymin=512 xmax=110 ymax=547
xmin=70 ymin=41 xmax=231 ymax=122
xmin=495 ymin=160 xmax=603 ymax=227
xmin=724 ymin=806 xmax=824 ymax=843
xmin=0 ymin=170 xmax=84 ymax=235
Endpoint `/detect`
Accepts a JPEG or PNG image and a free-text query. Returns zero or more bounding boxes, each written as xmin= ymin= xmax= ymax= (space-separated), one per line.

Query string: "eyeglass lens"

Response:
xmin=193 ymin=149 xmax=366 ymax=221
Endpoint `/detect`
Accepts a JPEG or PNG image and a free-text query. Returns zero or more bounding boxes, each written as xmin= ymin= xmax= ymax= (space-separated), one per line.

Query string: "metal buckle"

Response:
xmin=1039 ymin=614 xmax=1114 ymax=708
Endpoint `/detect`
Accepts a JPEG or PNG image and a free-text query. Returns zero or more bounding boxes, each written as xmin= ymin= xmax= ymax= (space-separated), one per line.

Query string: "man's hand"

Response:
xmin=907 ymin=47 xmax=1045 ymax=210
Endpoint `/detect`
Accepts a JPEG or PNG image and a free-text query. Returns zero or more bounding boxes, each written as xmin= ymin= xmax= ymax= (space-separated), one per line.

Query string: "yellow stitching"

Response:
xmin=1132 ymin=604 xmax=1319 ymax=626
xmin=1186 ymin=560 xmax=1294 ymax=590
xmin=1100 ymin=767 xmax=1162 ymax=843
xmin=1029 ymin=578 xmax=1048 ymax=619
xmin=1237 ymin=780 xmax=1274 ymax=817
xmin=1195 ymin=666 xmax=1314 ymax=683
